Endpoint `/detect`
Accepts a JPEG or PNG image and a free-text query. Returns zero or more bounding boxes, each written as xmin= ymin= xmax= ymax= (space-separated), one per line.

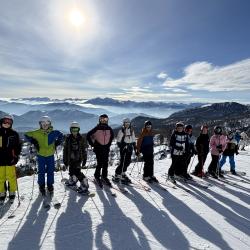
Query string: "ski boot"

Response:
xmin=112 ymin=174 xmax=122 ymax=183
xmin=0 ymin=193 xmax=6 ymax=206
xmin=78 ymin=178 xmax=89 ymax=194
xmin=185 ymin=173 xmax=193 ymax=180
xmin=122 ymin=173 xmax=132 ymax=184
xmin=230 ymin=169 xmax=236 ymax=175
xmin=207 ymin=170 xmax=218 ymax=179
xmin=150 ymin=176 xmax=159 ymax=183
xmin=39 ymin=185 xmax=46 ymax=196
xmin=65 ymin=175 xmax=78 ymax=187
xmin=47 ymin=185 xmax=54 ymax=195
xmin=101 ymin=177 xmax=112 ymax=187
xmin=9 ymin=193 xmax=16 ymax=204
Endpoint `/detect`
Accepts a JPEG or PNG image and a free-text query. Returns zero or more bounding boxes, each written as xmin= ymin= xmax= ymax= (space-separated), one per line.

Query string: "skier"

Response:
xmin=25 ymin=116 xmax=63 ymax=195
xmin=192 ymin=124 xmax=210 ymax=177
xmin=183 ymin=124 xmax=196 ymax=180
xmin=219 ymin=131 xmax=239 ymax=175
xmin=63 ymin=122 xmax=89 ymax=193
xmin=86 ymin=114 xmax=114 ymax=187
xmin=167 ymin=122 xmax=189 ymax=183
xmin=113 ymin=118 xmax=136 ymax=184
xmin=206 ymin=126 xmax=227 ymax=178
xmin=240 ymin=131 xmax=249 ymax=151
xmin=136 ymin=120 xmax=158 ymax=183
xmin=0 ymin=115 xmax=22 ymax=204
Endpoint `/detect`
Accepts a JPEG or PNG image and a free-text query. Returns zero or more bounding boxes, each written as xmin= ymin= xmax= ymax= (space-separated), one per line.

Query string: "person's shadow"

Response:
xmin=124 ymin=185 xmax=190 ymax=249
xmin=95 ymin=187 xmax=151 ymax=250
xmin=54 ymin=189 xmax=93 ymax=250
xmin=7 ymin=196 xmax=49 ymax=250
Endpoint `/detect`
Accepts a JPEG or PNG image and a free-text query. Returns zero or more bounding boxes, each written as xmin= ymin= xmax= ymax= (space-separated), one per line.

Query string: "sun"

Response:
xmin=68 ymin=9 xmax=85 ymax=27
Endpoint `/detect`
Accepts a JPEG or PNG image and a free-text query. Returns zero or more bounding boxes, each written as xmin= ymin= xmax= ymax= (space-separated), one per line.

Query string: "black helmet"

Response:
xmin=185 ymin=124 xmax=193 ymax=131
xmin=176 ymin=121 xmax=184 ymax=128
xmin=214 ymin=126 xmax=222 ymax=135
xmin=144 ymin=120 xmax=152 ymax=127
xmin=99 ymin=114 xmax=109 ymax=123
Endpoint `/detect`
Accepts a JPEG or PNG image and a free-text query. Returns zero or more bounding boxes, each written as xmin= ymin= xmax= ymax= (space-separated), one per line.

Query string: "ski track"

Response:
xmin=0 ymin=152 xmax=250 ymax=249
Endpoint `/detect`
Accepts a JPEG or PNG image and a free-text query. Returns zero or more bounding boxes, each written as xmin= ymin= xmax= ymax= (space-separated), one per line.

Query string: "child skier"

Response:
xmin=87 ymin=114 xmax=114 ymax=187
xmin=113 ymin=118 xmax=136 ymax=184
xmin=207 ymin=126 xmax=227 ymax=178
xmin=192 ymin=124 xmax=210 ymax=177
xmin=219 ymin=131 xmax=239 ymax=175
xmin=63 ymin=122 xmax=89 ymax=193
xmin=167 ymin=122 xmax=189 ymax=183
xmin=0 ymin=115 xmax=21 ymax=204
xmin=25 ymin=116 xmax=63 ymax=195
xmin=136 ymin=120 xmax=158 ymax=183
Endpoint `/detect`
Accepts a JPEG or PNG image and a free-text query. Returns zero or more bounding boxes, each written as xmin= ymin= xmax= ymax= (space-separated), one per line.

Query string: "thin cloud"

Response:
xmin=157 ymin=72 xmax=168 ymax=79
xmin=163 ymin=59 xmax=250 ymax=91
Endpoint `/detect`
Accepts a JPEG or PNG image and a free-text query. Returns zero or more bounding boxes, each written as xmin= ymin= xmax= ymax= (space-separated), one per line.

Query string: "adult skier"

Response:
xmin=0 ymin=115 xmax=22 ymax=204
xmin=240 ymin=131 xmax=249 ymax=151
xmin=25 ymin=116 xmax=63 ymax=195
xmin=192 ymin=124 xmax=210 ymax=177
xmin=183 ymin=124 xmax=196 ymax=180
xmin=63 ymin=122 xmax=89 ymax=193
xmin=207 ymin=126 xmax=227 ymax=178
xmin=136 ymin=120 xmax=158 ymax=183
xmin=167 ymin=122 xmax=189 ymax=183
xmin=113 ymin=118 xmax=136 ymax=184
xmin=219 ymin=131 xmax=239 ymax=175
xmin=87 ymin=114 xmax=114 ymax=187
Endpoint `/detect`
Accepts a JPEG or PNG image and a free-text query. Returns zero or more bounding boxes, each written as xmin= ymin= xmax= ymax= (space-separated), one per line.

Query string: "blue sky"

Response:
xmin=0 ymin=0 xmax=250 ymax=103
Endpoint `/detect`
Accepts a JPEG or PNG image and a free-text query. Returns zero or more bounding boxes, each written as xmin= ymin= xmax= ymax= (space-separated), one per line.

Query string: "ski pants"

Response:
xmin=37 ymin=155 xmax=55 ymax=187
xmin=194 ymin=154 xmax=208 ymax=174
xmin=142 ymin=153 xmax=154 ymax=177
xmin=94 ymin=146 xmax=110 ymax=179
xmin=208 ymin=154 xmax=220 ymax=173
xmin=219 ymin=155 xmax=235 ymax=171
xmin=115 ymin=147 xmax=133 ymax=175
xmin=168 ymin=155 xmax=186 ymax=176
xmin=0 ymin=166 xmax=17 ymax=195
xmin=69 ymin=161 xmax=85 ymax=182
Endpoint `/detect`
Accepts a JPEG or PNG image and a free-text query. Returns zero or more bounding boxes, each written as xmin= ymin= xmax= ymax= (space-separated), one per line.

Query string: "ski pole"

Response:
xmin=55 ymin=149 xmax=65 ymax=182
xmin=14 ymin=168 xmax=21 ymax=206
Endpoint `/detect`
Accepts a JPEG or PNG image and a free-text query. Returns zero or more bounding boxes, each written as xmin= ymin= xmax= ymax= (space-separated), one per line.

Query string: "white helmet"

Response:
xmin=70 ymin=121 xmax=80 ymax=129
xmin=1 ymin=114 xmax=14 ymax=127
xmin=39 ymin=115 xmax=51 ymax=125
xmin=123 ymin=118 xmax=131 ymax=124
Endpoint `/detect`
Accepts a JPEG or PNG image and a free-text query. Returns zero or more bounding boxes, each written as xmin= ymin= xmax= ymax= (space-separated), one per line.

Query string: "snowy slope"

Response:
xmin=0 ymin=150 xmax=250 ymax=250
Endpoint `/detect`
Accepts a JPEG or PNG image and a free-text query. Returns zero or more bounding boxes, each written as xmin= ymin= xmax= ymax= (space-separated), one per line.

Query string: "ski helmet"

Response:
xmin=175 ymin=121 xmax=184 ymax=128
xmin=214 ymin=126 xmax=222 ymax=135
xmin=185 ymin=124 xmax=193 ymax=131
xmin=123 ymin=118 xmax=131 ymax=124
xmin=70 ymin=121 xmax=80 ymax=133
xmin=144 ymin=120 xmax=152 ymax=127
xmin=0 ymin=114 xmax=14 ymax=128
xmin=99 ymin=114 xmax=109 ymax=123
xmin=39 ymin=115 xmax=51 ymax=124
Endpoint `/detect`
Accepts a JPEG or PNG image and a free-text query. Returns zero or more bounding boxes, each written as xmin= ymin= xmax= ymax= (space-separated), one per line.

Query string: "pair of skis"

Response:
xmin=42 ymin=192 xmax=61 ymax=210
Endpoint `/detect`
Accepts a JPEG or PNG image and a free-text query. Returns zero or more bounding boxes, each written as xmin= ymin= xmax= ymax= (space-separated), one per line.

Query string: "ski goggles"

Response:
xmin=100 ymin=117 xmax=109 ymax=122
xmin=2 ymin=118 xmax=12 ymax=125
xmin=71 ymin=127 xmax=80 ymax=133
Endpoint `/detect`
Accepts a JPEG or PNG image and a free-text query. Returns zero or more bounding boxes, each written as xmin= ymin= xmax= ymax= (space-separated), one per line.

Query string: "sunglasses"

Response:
xmin=71 ymin=127 xmax=80 ymax=132
xmin=2 ymin=119 xmax=12 ymax=124
xmin=100 ymin=117 xmax=109 ymax=122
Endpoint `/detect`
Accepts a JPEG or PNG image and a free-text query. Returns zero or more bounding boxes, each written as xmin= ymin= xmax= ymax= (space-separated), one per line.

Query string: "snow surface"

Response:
xmin=1 ymin=150 xmax=250 ymax=250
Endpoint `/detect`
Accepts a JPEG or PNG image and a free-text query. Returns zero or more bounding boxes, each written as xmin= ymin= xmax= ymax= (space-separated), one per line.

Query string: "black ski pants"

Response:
xmin=142 ymin=153 xmax=154 ymax=177
xmin=115 ymin=147 xmax=133 ymax=175
xmin=208 ymin=154 xmax=220 ymax=173
xmin=69 ymin=161 xmax=85 ymax=182
xmin=168 ymin=155 xmax=187 ymax=176
xmin=94 ymin=146 xmax=110 ymax=179
xmin=194 ymin=153 xmax=208 ymax=174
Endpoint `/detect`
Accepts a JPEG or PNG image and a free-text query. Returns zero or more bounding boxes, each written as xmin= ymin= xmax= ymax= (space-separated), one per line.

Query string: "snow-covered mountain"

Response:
xmin=0 ymin=148 xmax=250 ymax=250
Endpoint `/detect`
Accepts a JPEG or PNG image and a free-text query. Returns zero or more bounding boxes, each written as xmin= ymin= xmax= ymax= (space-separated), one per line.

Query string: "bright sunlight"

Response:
xmin=68 ymin=9 xmax=85 ymax=27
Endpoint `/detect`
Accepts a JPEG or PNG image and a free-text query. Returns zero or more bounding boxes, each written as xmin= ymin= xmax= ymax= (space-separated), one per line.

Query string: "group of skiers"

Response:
xmin=0 ymin=113 xmax=248 ymax=204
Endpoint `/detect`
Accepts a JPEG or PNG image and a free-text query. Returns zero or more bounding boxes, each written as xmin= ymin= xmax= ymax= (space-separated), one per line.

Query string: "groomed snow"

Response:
xmin=1 ymin=150 xmax=250 ymax=250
